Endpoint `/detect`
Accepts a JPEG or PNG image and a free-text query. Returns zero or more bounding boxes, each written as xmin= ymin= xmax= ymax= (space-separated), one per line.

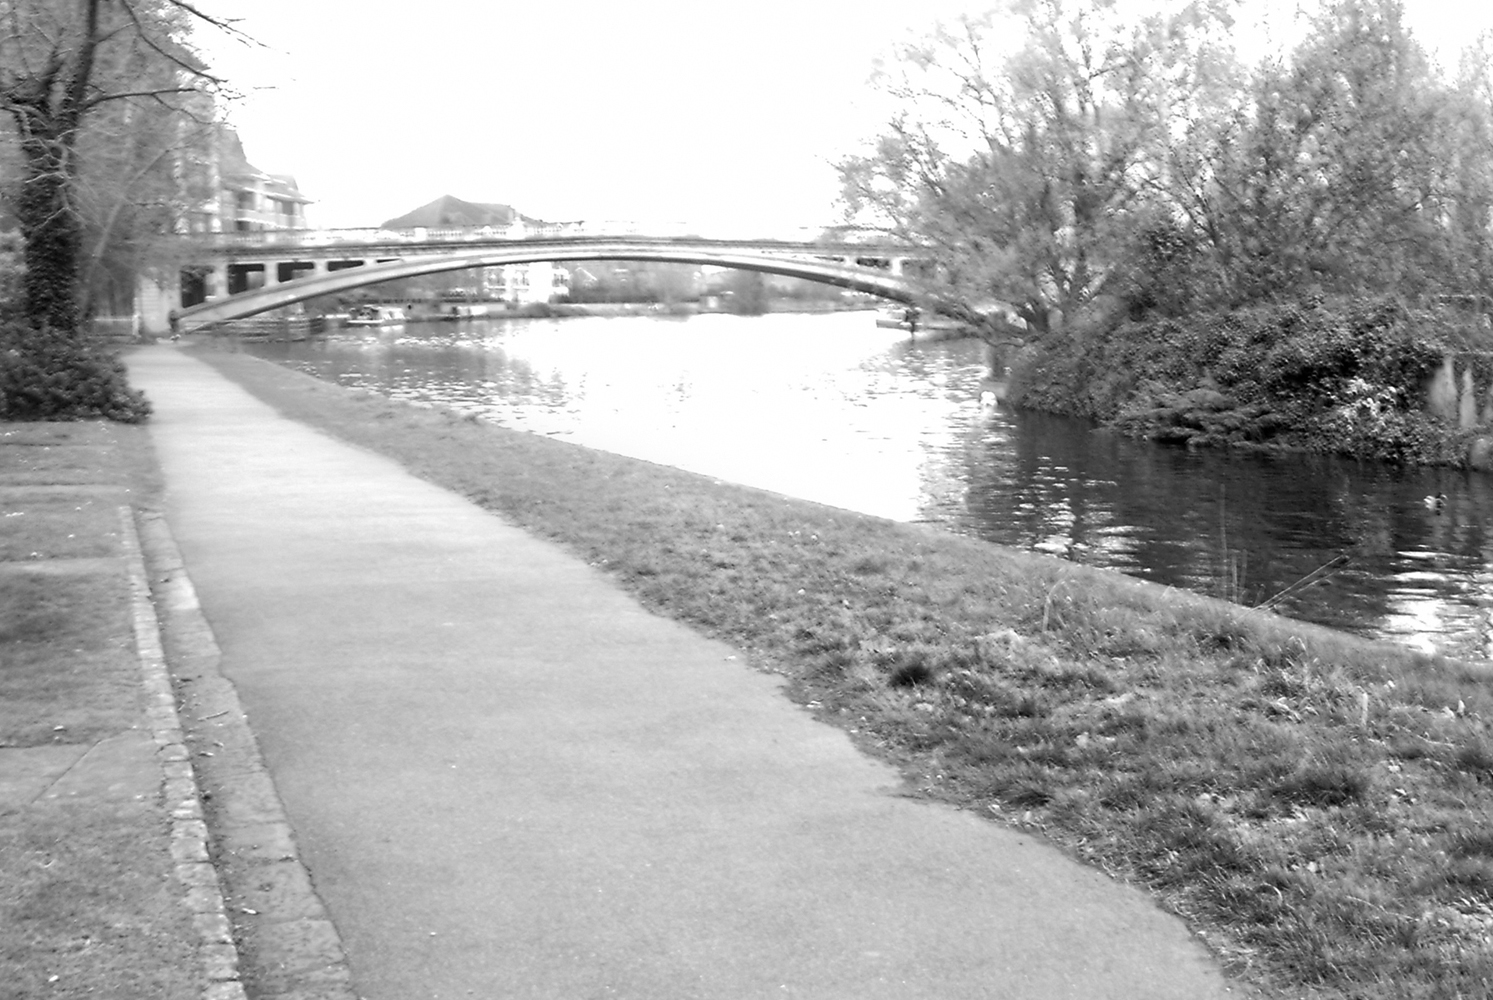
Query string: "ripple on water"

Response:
xmin=248 ymin=312 xmax=1493 ymax=658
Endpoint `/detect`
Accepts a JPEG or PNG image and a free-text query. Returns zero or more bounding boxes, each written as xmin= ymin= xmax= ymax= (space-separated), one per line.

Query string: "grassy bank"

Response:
xmin=192 ymin=345 xmax=1493 ymax=999
xmin=0 ymin=421 xmax=199 ymax=999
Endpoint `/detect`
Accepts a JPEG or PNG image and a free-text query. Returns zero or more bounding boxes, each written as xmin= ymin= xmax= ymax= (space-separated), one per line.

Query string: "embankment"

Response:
xmin=1007 ymin=296 xmax=1493 ymax=468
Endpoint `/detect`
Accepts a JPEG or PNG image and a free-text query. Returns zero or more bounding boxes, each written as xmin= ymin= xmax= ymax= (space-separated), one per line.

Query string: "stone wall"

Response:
xmin=1424 ymin=354 xmax=1493 ymax=428
xmin=1424 ymin=352 xmax=1493 ymax=469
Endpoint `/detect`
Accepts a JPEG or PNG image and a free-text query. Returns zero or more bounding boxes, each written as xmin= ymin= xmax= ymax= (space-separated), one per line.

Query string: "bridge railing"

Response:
xmin=188 ymin=221 xmax=896 ymax=250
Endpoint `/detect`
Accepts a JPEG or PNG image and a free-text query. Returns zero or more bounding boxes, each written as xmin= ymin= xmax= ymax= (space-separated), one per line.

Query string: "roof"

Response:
xmin=217 ymin=127 xmax=313 ymax=203
xmin=381 ymin=195 xmax=547 ymax=229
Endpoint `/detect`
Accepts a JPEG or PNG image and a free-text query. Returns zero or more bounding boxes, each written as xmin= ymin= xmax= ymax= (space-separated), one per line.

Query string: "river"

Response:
xmin=241 ymin=309 xmax=1493 ymax=660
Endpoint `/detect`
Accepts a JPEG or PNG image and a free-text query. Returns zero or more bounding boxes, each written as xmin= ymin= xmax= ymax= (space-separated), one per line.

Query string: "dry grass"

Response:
xmin=0 ymin=498 xmax=124 ymax=561
xmin=0 ymin=571 xmax=142 ymax=748
xmin=193 ymin=346 xmax=1493 ymax=1000
xmin=0 ymin=808 xmax=199 ymax=1000
xmin=0 ymin=418 xmax=198 ymax=1000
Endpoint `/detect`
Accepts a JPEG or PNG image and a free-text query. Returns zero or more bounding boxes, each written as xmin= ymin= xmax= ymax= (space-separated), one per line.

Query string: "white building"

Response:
xmin=383 ymin=195 xmax=570 ymax=305
xmin=481 ymin=258 xmax=571 ymax=305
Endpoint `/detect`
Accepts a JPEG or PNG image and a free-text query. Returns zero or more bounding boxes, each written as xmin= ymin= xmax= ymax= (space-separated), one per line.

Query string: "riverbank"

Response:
xmin=189 ymin=343 xmax=1493 ymax=999
xmin=217 ymin=298 xmax=889 ymax=340
xmin=358 ymin=297 xmax=876 ymax=324
xmin=1006 ymin=296 xmax=1493 ymax=470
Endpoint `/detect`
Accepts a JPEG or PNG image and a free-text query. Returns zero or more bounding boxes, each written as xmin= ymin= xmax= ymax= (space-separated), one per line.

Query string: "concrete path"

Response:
xmin=127 ymin=345 xmax=1238 ymax=1000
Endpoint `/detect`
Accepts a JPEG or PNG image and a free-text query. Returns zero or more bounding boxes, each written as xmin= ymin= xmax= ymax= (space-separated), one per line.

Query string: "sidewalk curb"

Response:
xmin=119 ymin=506 xmax=247 ymax=1000
xmin=122 ymin=506 xmax=358 ymax=1000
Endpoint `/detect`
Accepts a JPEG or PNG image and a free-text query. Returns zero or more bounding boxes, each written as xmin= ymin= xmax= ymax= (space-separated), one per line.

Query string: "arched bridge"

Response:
xmin=174 ymin=224 xmax=949 ymax=333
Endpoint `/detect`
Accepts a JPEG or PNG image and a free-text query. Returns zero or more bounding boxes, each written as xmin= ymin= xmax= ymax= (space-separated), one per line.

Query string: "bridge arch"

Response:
xmin=175 ymin=240 xmax=938 ymax=333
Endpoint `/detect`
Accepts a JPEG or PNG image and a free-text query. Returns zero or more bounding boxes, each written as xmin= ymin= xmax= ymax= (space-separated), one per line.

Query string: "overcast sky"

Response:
xmin=195 ymin=1 xmax=1493 ymax=234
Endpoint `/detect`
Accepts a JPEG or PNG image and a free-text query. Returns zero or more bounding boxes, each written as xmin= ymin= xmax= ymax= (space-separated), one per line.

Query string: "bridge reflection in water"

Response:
xmin=242 ymin=310 xmax=1493 ymax=661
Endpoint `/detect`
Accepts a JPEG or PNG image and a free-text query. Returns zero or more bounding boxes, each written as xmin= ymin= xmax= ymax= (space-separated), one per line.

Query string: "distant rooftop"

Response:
xmin=381 ymin=195 xmax=547 ymax=229
xmin=218 ymin=127 xmax=313 ymax=204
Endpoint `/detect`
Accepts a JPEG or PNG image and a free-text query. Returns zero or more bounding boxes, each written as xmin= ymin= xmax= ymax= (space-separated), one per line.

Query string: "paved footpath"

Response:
xmin=127 ymin=345 xmax=1239 ymax=1000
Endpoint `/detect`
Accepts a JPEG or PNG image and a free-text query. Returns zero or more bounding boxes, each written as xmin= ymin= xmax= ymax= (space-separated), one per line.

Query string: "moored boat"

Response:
xmin=875 ymin=304 xmax=967 ymax=334
xmin=345 ymin=304 xmax=407 ymax=327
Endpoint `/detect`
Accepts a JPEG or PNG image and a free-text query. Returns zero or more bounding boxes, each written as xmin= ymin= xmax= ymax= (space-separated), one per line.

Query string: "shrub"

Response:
xmin=0 ymin=321 xmax=150 ymax=422
xmin=1011 ymin=295 xmax=1470 ymax=465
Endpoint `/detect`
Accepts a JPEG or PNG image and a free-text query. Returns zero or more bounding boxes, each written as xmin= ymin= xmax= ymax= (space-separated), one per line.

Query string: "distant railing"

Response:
xmin=187 ymin=221 xmax=903 ymax=251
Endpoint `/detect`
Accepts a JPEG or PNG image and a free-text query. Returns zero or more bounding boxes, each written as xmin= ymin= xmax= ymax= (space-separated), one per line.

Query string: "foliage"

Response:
xmin=0 ymin=228 xmax=22 ymax=319
xmin=0 ymin=0 xmax=230 ymax=327
xmin=0 ymin=320 xmax=150 ymax=422
xmin=843 ymin=0 xmax=1493 ymax=397
xmin=722 ymin=268 xmax=768 ymax=315
xmin=1010 ymin=295 xmax=1472 ymax=463
xmin=0 ymin=0 xmax=233 ymax=421
xmin=566 ymin=261 xmax=701 ymax=304
xmin=1154 ymin=2 xmax=1456 ymax=305
xmin=839 ymin=0 xmax=1239 ymax=336
xmin=73 ymin=81 xmax=221 ymax=318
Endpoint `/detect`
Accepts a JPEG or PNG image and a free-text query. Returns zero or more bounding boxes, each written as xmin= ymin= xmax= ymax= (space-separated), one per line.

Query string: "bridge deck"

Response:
xmin=174 ymin=231 xmax=941 ymax=333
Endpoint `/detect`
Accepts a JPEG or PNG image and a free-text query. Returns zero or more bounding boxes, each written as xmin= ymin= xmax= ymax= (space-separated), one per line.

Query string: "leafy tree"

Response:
xmin=722 ymin=268 xmax=767 ymax=315
xmin=1443 ymin=33 xmax=1493 ymax=320
xmin=74 ymin=77 xmax=220 ymax=317
xmin=838 ymin=0 xmax=1237 ymax=338
xmin=1158 ymin=0 xmax=1493 ymax=312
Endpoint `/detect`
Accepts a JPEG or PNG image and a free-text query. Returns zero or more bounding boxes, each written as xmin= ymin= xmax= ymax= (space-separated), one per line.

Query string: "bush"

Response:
xmin=1010 ymin=295 xmax=1470 ymax=465
xmin=0 ymin=322 xmax=150 ymax=422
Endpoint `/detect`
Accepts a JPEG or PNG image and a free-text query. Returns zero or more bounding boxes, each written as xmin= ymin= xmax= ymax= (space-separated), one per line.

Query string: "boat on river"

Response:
xmin=345 ymin=304 xmax=407 ymax=327
xmin=875 ymin=305 xmax=966 ymax=334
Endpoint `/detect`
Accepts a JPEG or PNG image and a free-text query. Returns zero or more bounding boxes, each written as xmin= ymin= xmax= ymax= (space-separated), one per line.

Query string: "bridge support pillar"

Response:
xmin=204 ymin=262 xmax=228 ymax=303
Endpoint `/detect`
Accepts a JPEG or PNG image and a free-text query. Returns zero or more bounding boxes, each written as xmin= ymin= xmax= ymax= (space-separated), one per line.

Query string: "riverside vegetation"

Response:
xmin=197 ymin=345 xmax=1493 ymax=1000
xmin=840 ymin=2 xmax=1493 ymax=469
xmin=1007 ymin=295 xmax=1490 ymax=466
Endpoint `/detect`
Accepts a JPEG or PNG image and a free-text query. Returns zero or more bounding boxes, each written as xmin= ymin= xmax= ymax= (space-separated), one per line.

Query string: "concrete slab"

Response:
xmin=0 ymin=744 xmax=90 ymax=809
xmin=127 ymin=345 xmax=1240 ymax=1000
xmin=38 ymin=727 xmax=159 ymax=806
xmin=0 ymin=728 xmax=159 ymax=814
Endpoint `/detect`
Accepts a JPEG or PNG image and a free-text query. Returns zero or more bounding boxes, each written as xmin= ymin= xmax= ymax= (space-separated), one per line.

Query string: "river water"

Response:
xmin=242 ymin=310 xmax=1493 ymax=659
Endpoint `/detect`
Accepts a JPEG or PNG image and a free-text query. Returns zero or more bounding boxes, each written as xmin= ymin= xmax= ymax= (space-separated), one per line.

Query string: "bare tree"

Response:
xmin=0 ymin=0 xmax=235 ymax=332
xmin=838 ymin=0 xmax=1238 ymax=338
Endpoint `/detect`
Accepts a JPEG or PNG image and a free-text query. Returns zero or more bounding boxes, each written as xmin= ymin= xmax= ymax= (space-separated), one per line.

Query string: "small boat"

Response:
xmin=876 ymin=305 xmax=920 ymax=330
xmin=875 ymin=304 xmax=966 ymax=334
xmin=345 ymin=304 xmax=407 ymax=327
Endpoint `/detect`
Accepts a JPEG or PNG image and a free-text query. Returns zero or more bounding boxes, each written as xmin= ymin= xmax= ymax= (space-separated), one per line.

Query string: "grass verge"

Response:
xmin=192 ymin=345 xmax=1493 ymax=1000
xmin=0 ymin=420 xmax=198 ymax=1000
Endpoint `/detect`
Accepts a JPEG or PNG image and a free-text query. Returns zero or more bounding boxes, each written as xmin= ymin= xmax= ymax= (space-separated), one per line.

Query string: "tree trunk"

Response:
xmin=6 ymin=0 xmax=103 ymax=334
xmin=15 ymin=135 xmax=83 ymax=333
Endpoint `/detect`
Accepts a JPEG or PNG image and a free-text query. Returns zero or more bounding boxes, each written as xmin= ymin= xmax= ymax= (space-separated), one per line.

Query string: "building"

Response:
xmin=210 ymin=128 xmax=313 ymax=232
xmin=480 ymin=257 xmax=571 ymax=306
xmin=137 ymin=127 xmax=313 ymax=329
xmin=381 ymin=195 xmax=570 ymax=305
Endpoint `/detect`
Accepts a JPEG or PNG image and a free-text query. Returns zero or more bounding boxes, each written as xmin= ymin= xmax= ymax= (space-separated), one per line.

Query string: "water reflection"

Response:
xmin=244 ymin=312 xmax=1492 ymax=659
xmin=940 ymin=411 xmax=1493 ymax=655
